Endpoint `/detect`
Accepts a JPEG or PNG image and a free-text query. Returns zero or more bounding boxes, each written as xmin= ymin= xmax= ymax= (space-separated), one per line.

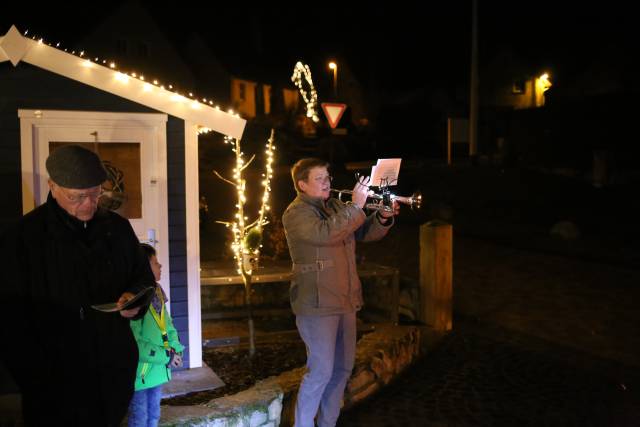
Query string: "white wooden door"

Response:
xmin=19 ymin=110 xmax=171 ymax=296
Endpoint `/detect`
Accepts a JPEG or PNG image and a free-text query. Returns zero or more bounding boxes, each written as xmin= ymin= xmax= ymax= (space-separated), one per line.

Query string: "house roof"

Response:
xmin=0 ymin=25 xmax=246 ymax=139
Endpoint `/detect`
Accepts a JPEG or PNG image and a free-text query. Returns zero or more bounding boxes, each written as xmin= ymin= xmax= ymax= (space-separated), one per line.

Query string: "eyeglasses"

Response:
xmin=313 ymin=175 xmax=333 ymax=184
xmin=56 ymin=185 xmax=105 ymax=204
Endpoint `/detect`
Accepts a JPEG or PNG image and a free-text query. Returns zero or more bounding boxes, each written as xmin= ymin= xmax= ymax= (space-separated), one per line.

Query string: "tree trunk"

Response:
xmin=242 ymin=273 xmax=256 ymax=357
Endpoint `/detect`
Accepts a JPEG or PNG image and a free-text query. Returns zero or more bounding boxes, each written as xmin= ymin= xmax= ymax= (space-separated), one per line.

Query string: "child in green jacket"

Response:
xmin=128 ymin=243 xmax=184 ymax=427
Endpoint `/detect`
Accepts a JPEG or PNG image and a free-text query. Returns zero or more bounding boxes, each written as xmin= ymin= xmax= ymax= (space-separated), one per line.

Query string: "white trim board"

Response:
xmin=184 ymin=120 xmax=203 ymax=368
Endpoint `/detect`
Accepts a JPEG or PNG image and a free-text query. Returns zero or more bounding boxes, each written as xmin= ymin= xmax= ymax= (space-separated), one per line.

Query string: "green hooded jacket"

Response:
xmin=130 ymin=287 xmax=185 ymax=391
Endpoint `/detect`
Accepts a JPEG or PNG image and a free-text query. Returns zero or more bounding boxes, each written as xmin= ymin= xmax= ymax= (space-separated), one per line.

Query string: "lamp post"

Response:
xmin=328 ymin=61 xmax=338 ymax=98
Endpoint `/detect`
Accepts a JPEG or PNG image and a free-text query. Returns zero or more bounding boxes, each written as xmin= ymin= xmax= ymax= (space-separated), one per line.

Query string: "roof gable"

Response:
xmin=0 ymin=25 xmax=245 ymax=139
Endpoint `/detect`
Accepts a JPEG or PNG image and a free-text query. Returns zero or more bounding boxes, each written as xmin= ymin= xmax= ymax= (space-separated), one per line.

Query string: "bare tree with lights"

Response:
xmin=214 ymin=130 xmax=275 ymax=357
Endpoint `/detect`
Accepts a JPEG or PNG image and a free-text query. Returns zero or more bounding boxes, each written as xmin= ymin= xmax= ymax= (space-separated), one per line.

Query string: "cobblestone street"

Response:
xmin=339 ymin=319 xmax=640 ymax=426
xmin=346 ymin=215 xmax=640 ymax=427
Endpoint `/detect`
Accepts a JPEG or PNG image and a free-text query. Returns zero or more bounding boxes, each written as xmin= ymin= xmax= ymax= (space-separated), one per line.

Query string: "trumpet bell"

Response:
xmin=391 ymin=190 xmax=422 ymax=210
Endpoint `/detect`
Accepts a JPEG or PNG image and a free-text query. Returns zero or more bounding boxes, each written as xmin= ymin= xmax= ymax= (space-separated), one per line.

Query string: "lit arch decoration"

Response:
xmin=291 ymin=61 xmax=320 ymax=122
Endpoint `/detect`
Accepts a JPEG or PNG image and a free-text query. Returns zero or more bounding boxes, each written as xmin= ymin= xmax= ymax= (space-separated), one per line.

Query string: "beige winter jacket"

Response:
xmin=282 ymin=193 xmax=393 ymax=316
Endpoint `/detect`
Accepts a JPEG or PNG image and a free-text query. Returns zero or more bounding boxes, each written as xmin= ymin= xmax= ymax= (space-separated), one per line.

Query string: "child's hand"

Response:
xmin=167 ymin=349 xmax=183 ymax=368
xmin=171 ymin=353 xmax=183 ymax=368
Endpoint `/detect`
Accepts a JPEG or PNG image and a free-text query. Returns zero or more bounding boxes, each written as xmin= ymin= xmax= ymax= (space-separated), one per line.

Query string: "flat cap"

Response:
xmin=46 ymin=145 xmax=108 ymax=189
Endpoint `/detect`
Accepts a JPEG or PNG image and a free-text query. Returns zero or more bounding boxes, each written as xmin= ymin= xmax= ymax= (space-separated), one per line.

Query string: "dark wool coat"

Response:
xmin=0 ymin=194 xmax=155 ymax=426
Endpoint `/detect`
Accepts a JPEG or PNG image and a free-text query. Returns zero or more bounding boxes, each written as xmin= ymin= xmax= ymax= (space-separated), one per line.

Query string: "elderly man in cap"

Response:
xmin=0 ymin=145 xmax=156 ymax=426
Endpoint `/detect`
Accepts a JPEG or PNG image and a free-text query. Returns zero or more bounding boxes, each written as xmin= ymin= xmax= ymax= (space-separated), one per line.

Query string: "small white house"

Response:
xmin=0 ymin=25 xmax=246 ymax=368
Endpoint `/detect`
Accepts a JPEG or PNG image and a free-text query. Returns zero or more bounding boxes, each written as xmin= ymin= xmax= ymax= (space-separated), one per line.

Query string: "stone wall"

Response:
xmin=160 ymin=381 xmax=283 ymax=427
xmin=345 ymin=325 xmax=421 ymax=405
xmin=159 ymin=325 xmax=421 ymax=426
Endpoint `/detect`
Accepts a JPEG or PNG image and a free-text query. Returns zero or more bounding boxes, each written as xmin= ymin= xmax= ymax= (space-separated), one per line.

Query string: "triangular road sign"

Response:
xmin=321 ymin=103 xmax=347 ymax=129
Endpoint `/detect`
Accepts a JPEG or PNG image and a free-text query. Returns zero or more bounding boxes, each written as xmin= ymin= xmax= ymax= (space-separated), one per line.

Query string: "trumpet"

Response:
xmin=331 ymin=188 xmax=422 ymax=212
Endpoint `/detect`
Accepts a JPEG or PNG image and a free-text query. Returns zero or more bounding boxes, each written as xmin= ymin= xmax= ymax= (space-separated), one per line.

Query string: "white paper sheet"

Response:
xmin=370 ymin=158 xmax=402 ymax=187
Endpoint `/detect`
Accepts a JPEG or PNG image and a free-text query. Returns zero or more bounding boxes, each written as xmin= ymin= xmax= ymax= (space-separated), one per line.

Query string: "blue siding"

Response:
xmin=168 ymin=225 xmax=187 ymax=240
xmin=168 ymin=180 xmax=187 ymax=196
xmin=166 ymin=116 xmax=191 ymax=367
xmin=171 ymin=301 xmax=189 ymax=317
xmin=168 ymin=271 xmax=188 ymax=286
xmin=172 ymin=317 xmax=189 ymax=332
xmin=167 ymin=210 xmax=186 ymax=225
xmin=168 ymin=243 xmax=187 ymax=256
xmin=170 ymin=286 xmax=189 ymax=303
xmin=169 ymin=255 xmax=188 ymax=270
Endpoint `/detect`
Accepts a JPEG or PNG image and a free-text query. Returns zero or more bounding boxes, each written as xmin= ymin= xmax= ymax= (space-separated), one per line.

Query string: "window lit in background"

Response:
xmin=535 ymin=72 xmax=552 ymax=106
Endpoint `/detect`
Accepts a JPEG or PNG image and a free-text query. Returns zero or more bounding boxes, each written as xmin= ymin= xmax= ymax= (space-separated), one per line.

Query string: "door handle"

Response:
xmin=144 ymin=229 xmax=158 ymax=246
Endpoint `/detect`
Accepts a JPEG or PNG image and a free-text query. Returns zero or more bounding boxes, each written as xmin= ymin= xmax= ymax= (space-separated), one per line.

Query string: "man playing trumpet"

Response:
xmin=282 ymin=158 xmax=399 ymax=427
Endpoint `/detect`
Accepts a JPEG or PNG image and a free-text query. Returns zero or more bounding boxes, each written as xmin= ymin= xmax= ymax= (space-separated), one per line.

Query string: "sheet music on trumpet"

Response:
xmin=370 ymin=158 xmax=402 ymax=187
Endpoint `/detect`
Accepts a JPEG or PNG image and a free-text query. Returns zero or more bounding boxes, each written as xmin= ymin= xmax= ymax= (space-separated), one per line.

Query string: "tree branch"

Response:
xmin=213 ymin=170 xmax=236 ymax=186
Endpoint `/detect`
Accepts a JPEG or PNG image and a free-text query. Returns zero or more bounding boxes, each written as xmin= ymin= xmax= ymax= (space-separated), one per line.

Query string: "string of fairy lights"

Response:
xmin=216 ymin=131 xmax=275 ymax=275
xmin=291 ymin=61 xmax=320 ymax=122
xmin=20 ymin=28 xmax=239 ymax=126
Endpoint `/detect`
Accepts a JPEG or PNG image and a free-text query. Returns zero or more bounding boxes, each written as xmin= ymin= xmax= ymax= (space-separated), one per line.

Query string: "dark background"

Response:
xmin=4 ymin=1 xmax=636 ymax=95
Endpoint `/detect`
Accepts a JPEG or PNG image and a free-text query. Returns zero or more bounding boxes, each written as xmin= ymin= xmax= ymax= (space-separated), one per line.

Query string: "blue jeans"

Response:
xmin=294 ymin=312 xmax=357 ymax=427
xmin=128 ymin=385 xmax=163 ymax=427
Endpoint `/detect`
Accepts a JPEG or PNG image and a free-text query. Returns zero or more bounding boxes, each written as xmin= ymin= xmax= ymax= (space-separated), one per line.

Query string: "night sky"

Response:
xmin=3 ymin=1 xmax=636 ymax=94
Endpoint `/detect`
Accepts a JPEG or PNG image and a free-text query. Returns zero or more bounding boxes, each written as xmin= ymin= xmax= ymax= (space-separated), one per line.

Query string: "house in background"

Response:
xmin=230 ymin=73 xmax=300 ymax=119
xmin=0 ymin=25 xmax=245 ymax=370
xmin=475 ymin=41 xmax=640 ymax=173
xmin=80 ymin=0 xmax=299 ymax=123
xmin=481 ymin=47 xmax=552 ymax=110
xmin=76 ymin=0 xmax=236 ymax=113
xmin=182 ymin=32 xmax=233 ymax=107
xmin=231 ymin=76 xmax=271 ymax=118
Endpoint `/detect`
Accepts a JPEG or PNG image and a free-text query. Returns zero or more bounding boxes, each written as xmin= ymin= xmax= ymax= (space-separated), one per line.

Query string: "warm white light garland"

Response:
xmin=211 ymin=131 xmax=275 ymax=357
xmin=216 ymin=130 xmax=276 ymax=275
xmin=291 ymin=61 xmax=320 ymax=122
xmin=20 ymin=29 xmax=236 ymax=115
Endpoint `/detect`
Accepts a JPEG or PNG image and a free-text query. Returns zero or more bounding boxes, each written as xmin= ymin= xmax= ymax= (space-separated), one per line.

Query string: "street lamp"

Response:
xmin=328 ymin=61 xmax=338 ymax=98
